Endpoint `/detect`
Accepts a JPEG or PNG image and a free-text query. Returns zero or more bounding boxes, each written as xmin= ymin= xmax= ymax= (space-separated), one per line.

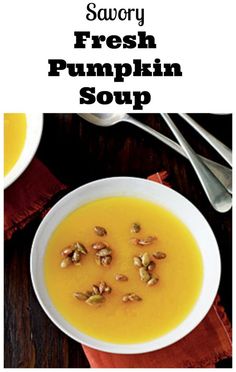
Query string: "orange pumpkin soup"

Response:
xmin=44 ymin=196 xmax=203 ymax=343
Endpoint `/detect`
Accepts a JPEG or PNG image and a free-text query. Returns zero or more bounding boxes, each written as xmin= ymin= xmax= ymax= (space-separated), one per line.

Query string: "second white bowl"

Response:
xmin=4 ymin=114 xmax=43 ymax=189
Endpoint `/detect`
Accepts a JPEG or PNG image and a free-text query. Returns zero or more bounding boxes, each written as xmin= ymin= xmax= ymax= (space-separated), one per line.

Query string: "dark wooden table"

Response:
xmin=4 ymin=114 xmax=232 ymax=368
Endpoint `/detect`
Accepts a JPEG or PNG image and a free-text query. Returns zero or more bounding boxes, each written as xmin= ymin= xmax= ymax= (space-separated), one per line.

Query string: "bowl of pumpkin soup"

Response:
xmin=4 ymin=113 xmax=43 ymax=188
xmin=31 ymin=177 xmax=221 ymax=353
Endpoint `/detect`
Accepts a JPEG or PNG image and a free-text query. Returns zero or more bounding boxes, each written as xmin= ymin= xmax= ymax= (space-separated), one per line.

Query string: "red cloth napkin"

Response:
xmin=4 ymin=158 xmax=68 ymax=240
xmin=4 ymin=166 xmax=232 ymax=367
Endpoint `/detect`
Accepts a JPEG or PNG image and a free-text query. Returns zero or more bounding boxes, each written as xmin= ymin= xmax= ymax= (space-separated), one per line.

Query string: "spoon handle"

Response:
xmin=124 ymin=115 xmax=232 ymax=194
xmin=179 ymin=113 xmax=232 ymax=166
xmin=160 ymin=114 xmax=231 ymax=212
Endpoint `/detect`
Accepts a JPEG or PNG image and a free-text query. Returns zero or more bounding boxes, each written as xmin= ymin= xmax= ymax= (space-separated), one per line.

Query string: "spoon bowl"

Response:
xmin=79 ymin=113 xmax=126 ymax=127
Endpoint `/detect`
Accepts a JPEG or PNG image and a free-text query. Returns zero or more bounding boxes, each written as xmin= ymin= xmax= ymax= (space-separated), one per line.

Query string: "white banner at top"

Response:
xmin=0 ymin=0 xmax=235 ymax=112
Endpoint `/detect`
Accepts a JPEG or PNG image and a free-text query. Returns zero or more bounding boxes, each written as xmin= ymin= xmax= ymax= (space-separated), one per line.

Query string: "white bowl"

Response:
xmin=4 ymin=114 xmax=43 ymax=189
xmin=30 ymin=177 xmax=221 ymax=354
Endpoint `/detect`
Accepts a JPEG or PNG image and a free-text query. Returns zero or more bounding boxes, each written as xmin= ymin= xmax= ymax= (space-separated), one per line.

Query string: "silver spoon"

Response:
xmin=78 ymin=113 xmax=232 ymax=194
xmin=178 ymin=113 xmax=232 ymax=166
xmin=161 ymin=114 xmax=231 ymax=212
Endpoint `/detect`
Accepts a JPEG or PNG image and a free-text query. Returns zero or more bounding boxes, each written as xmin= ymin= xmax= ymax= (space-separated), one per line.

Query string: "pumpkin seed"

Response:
xmin=94 ymin=226 xmax=107 ymax=237
xmin=130 ymin=236 xmax=157 ymax=246
xmin=101 ymin=255 xmax=112 ymax=266
xmin=60 ymin=257 xmax=72 ymax=268
xmin=139 ymin=267 xmax=151 ymax=282
xmin=138 ymin=236 xmax=157 ymax=246
xmin=96 ymin=248 xmax=112 ymax=257
xmin=92 ymin=285 xmax=99 ymax=295
xmin=86 ymin=294 xmax=105 ymax=306
xmin=133 ymin=256 xmax=142 ymax=268
xmin=73 ymin=242 xmax=88 ymax=255
xmin=98 ymin=281 xmax=106 ymax=294
xmin=122 ymin=293 xmax=142 ymax=302
xmin=122 ymin=294 xmax=130 ymax=303
xmin=91 ymin=241 xmax=109 ymax=250
xmin=147 ymin=261 xmax=156 ymax=272
xmin=130 ymin=223 xmax=141 ymax=233
xmin=153 ymin=251 xmax=166 ymax=259
xmin=104 ymin=285 xmax=112 ymax=294
xmin=141 ymin=252 xmax=150 ymax=267
xmin=147 ymin=277 xmax=159 ymax=286
xmin=128 ymin=293 xmax=142 ymax=302
xmin=115 ymin=274 xmax=128 ymax=281
xmin=71 ymin=249 xmax=81 ymax=263
xmin=73 ymin=292 xmax=88 ymax=301
xmin=61 ymin=247 xmax=74 ymax=258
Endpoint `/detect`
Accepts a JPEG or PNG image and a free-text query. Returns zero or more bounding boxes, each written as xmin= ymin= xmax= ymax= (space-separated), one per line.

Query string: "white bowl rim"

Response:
xmin=4 ymin=113 xmax=43 ymax=189
xmin=30 ymin=176 xmax=221 ymax=354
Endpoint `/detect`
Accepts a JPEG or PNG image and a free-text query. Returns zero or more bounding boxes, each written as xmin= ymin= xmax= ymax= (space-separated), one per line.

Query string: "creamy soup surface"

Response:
xmin=4 ymin=113 xmax=27 ymax=176
xmin=44 ymin=197 xmax=203 ymax=344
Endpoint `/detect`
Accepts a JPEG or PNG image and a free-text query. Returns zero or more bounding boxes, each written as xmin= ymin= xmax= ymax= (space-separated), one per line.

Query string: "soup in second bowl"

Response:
xmin=4 ymin=113 xmax=27 ymax=176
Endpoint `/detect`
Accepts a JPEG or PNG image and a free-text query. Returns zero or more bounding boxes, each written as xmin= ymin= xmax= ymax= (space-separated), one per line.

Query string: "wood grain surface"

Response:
xmin=4 ymin=114 xmax=232 ymax=368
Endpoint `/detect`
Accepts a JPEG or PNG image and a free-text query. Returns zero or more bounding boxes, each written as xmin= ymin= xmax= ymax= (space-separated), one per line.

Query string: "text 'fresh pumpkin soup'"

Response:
xmin=44 ymin=197 xmax=203 ymax=344
xmin=4 ymin=113 xmax=27 ymax=176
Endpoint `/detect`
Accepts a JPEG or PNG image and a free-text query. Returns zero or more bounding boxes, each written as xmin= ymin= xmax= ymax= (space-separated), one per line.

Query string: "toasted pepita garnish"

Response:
xmin=98 ymin=281 xmax=106 ymax=294
xmin=130 ymin=223 xmax=141 ymax=233
xmin=122 ymin=294 xmax=130 ymax=303
xmin=60 ymin=241 xmax=88 ymax=268
xmin=147 ymin=277 xmax=159 ymax=286
xmin=139 ymin=267 xmax=151 ymax=282
xmin=75 ymin=281 xmax=112 ymax=306
xmin=104 ymin=285 xmax=112 ymax=293
xmin=147 ymin=261 xmax=156 ymax=272
xmin=115 ymin=274 xmax=128 ymax=281
xmin=95 ymin=248 xmax=112 ymax=257
xmin=86 ymin=294 xmax=105 ymax=306
xmin=91 ymin=241 xmax=109 ymax=250
xmin=92 ymin=285 xmax=100 ymax=295
xmin=73 ymin=242 xmax=88 ymax=255
xmin=71 ymin=249 xmax=81 ymax=264
xmin=133 ymin=256 xmax=142 ymax=268
xmin=101 ymin=255 xmax=112 ymax=266
xmin=73 ymin=292 xmax=89 ymax=301
xmin=141 ymin=252 xmax=150 ymax=267
xmin=61 ymin=247 xmax=74 ymax=258
xmin=122 ymin=293 xmax=142 ymax=302
xmin=153 ymin=251 xmax=166 ymax=259
xmin=138 ymin=236 xmax=157 ymax=246
xmin=94 ymin=226 xmax=107 ymax=237
xmin=130 ymin=236 xmax=157 ymax=246
xmin=60 ymin=257 xmax=72 ymax=268
xmin=128 ymin=293 xmax=142 ymax=302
